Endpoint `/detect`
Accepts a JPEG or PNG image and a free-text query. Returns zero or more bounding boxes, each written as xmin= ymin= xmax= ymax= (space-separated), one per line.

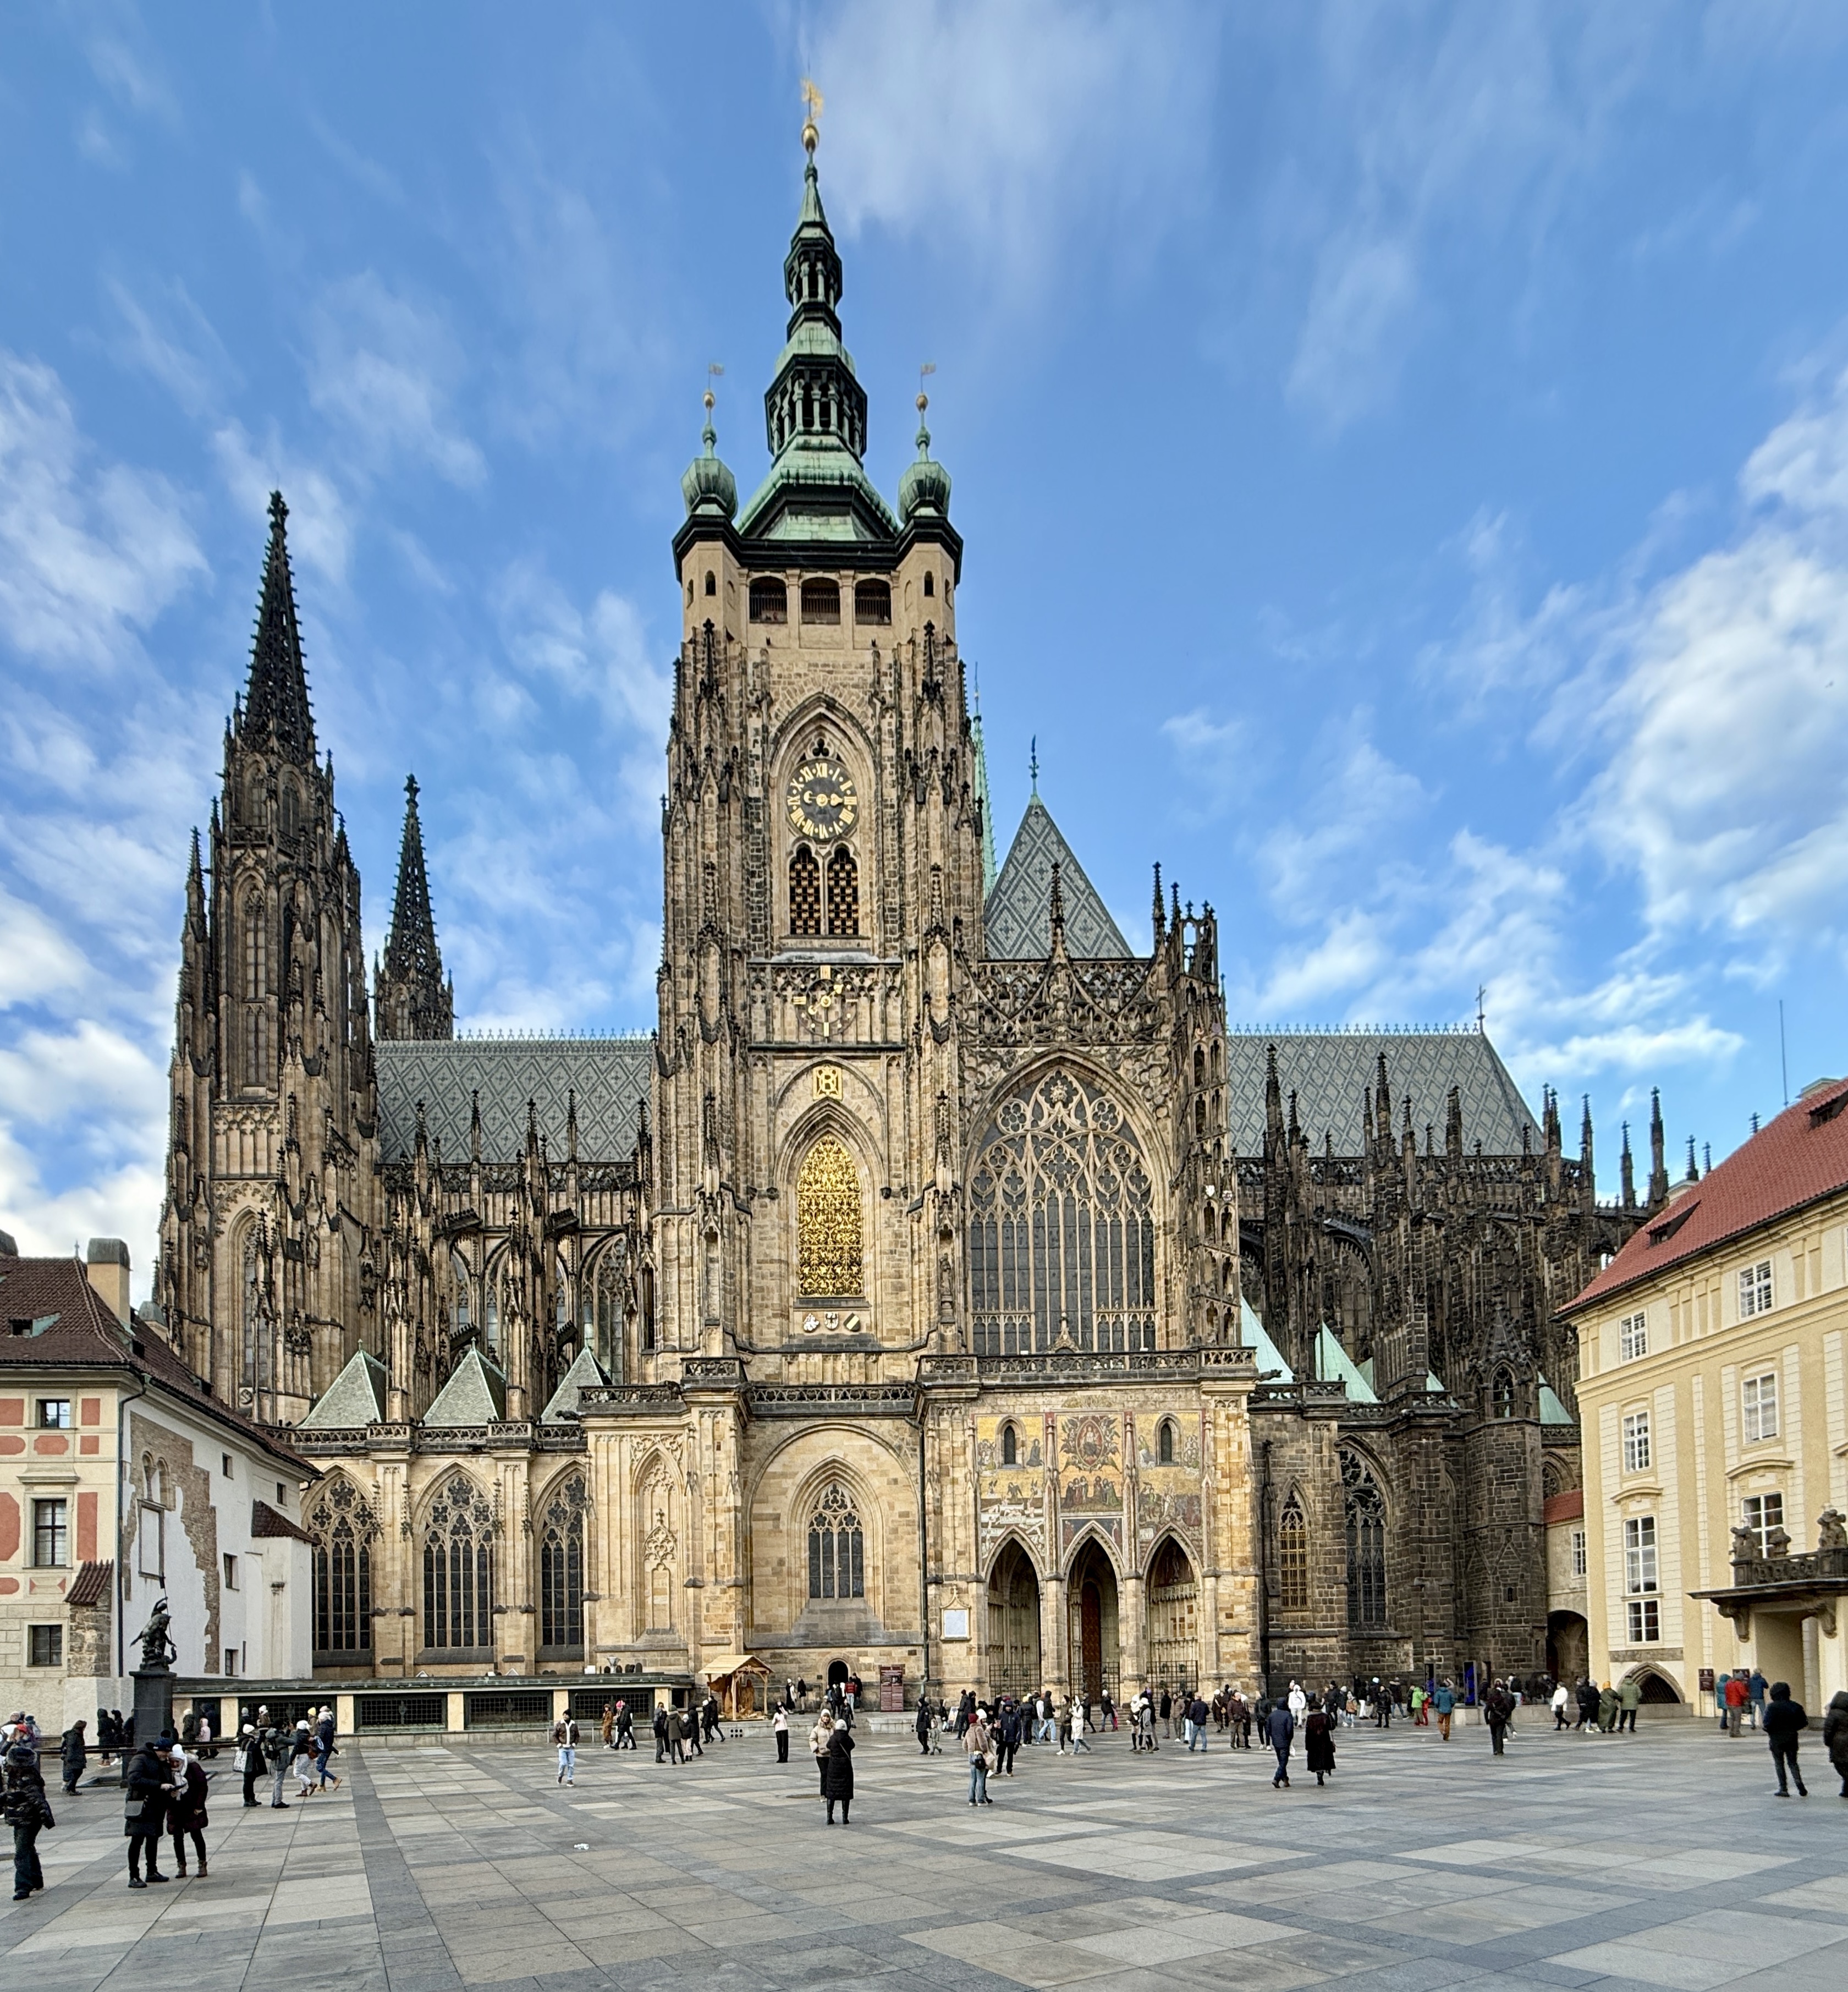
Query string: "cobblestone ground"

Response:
xmin=3 ymin=1715 xmax=1845 ymax=1992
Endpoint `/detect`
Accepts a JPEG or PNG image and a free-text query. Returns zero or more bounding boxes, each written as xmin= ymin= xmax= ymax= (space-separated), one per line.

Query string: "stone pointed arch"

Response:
xmin=304 ymin=1470 xmax=378 ymax=1663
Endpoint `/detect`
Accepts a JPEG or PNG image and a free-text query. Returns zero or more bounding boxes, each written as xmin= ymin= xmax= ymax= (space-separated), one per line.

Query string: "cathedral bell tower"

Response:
xmin=654 ymin=113 xmax=985 ymax=1380
xmin=156 ymin=492 xmax=379 ymax=1422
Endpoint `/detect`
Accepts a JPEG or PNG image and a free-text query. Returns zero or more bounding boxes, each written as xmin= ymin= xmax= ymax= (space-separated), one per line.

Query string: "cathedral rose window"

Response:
xmin=796 ymin=1135 xmax=863 ymax=1298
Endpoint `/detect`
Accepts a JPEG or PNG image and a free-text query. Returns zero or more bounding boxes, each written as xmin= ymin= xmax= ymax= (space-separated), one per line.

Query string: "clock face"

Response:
xmin=787 ymin=758 xmax=858 ymax=842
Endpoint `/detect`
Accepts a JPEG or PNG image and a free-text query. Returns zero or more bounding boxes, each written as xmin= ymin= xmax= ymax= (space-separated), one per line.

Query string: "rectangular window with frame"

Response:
xmin=1571 ymin=1529 xmax=1587 ymax=1577
xmin=1626 ymin=1598 xmax=1660 ymax=1643
xmin=1741 ymin=1492 xmax=1784 ymax=1557
xmin=37 ymin=1398 xmax=71 ymax=1429
xmin=1739 ymin=1259 xmax=1773 ymax=1319
xmin=1619 ymin=1311 xmax=1648 ymax=1362
xmin=223 ymin=1552 xmax=238 ymax=1591
xmin=32 ymin=1498 xmax=68 ymax=1567
xmin=137 ymin=1504 xmax=164 ymax=1581
xmin=28 ymin=1623 xmax=63 ymax=1666
xmin=222 ymin=1453 xmax=234 ymax=1479
xmin=1624 ymin=1514 xmax=1659 ymax=1594
xmin=1622 ymin=1409 xmax=1652 ymax=1473
xmin=1741 ymin=1370 xmax=1779 ymax=1444
xmin=224 ymin=1648 xmax=238 ymax=1677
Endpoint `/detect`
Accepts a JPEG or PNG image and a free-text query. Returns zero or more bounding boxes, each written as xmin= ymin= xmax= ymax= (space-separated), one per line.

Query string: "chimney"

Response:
xmin=85 ymin=1237 xmax=131 ymax=1324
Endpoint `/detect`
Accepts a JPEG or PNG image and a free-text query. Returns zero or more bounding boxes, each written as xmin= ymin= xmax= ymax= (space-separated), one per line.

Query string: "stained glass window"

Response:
xmin=807 ymin=1484 xmax=864 ymax=1600
xmin=1342 ymin=1450 xmax=1387 ymax=1630
xmin=967 ymin=1069 xmax=1156 ymax=1355
xmin=422 ymin=1475 xmax=493 ymax=1653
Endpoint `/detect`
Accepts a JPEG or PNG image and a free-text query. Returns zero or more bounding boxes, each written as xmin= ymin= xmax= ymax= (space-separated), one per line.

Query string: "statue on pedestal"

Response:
xmin=134 ymin=1597 xmax=177 ymax=1671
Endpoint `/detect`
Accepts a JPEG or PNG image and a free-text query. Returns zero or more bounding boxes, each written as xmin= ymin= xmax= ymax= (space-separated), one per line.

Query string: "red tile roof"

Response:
xmin=68 ymin=1560 xmax=114 ymax=1607
xmin=250 ymin=1499 xmax=314 ymax=1544
xmin=1568 ymin=1077 xmax=1848 ymax=1311
xmin=0 ymin=1253 xmax=310 ymax=1473
xmin=1543 ymin=1489 xmax=1586 ymax=1525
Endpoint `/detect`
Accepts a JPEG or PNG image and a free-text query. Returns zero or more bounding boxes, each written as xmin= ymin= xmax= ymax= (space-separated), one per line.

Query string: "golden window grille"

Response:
xmin=826 ymin=846 xmax=859 ymax=936
xmin=797 ymin=1134 xmax=862 ymax=1297
xmin=789 ymin=844 xmax=821 ymax=936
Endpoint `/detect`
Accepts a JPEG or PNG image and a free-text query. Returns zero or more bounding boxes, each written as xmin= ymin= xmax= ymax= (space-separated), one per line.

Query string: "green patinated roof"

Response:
xmin=1539 ymin=1375 xmax=1575 ymax=1426
xmin=424 ymin=1348 xmax=508 ymax=1426
xmin=541 ymin=1345 xmax=610 ymax=1423
xmin=299 ymin=1347 xmax=388 ymax=1430
xmin=1239 ymin=1298 xmax=1294 ymax=1382
xmin=1314 ymin=1326 xmax=1377 ymax=1402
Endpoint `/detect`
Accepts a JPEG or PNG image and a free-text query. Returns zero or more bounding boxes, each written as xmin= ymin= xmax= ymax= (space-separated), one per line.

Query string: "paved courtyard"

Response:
xmin=2 ymin=1715 xmax=1845 ymax=1992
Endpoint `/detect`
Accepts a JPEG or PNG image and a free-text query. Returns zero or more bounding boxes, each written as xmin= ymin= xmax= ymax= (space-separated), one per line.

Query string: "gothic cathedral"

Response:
xmin=152 ymin=131 xmax=1646 ymax=1706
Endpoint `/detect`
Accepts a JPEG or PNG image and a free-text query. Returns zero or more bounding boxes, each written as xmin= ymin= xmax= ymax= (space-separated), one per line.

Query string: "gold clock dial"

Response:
xmin=787 ymin=758 xmax=858 ymax=842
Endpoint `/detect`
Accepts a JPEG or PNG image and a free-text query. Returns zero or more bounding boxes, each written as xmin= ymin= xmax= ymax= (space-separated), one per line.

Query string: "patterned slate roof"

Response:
xmin=424 ymin=1348 xmax=508 ymax=1426
xmin=1224 ymin=1030 xmax=1539 ymax=1156
xmin=985 ymin=797 xmax=1131 ymax=959
xmin=375 ymin=1035 xmax=653 ymax=1164
xmin=541 ymin=1345 xmax=610 ymax=1423
xmin=298 ymin=1347 xmax=388 ymax=1430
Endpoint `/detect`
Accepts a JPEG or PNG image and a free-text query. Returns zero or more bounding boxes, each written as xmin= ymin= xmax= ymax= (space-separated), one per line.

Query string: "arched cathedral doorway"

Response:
xmin=1067 ymin=1540 xmax=1119 ymax=1704
xmin=1146 ymin=1537 xmax=1199 ymax=1692
xmin=986 ymin=1542 xmax=1042 ymax=1699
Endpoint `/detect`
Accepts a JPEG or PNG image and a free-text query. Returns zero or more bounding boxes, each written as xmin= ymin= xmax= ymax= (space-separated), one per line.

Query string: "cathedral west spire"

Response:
xmin=240 ymin=490 xmax=316 ymax=765
xmin=375 ymin=773 xmax=454 ymax=1042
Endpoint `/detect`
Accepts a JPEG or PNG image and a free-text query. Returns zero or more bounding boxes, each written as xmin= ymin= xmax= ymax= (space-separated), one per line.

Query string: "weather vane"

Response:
xmin=801 ymin=78 xmax=824 ymax=155
xmin=705 ymin=360 xmax=724 ymax=420
xmin=919 ymin=359 xmax=937 ymax=414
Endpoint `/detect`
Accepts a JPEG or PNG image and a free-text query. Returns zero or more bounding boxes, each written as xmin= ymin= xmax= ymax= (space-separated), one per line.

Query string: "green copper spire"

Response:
xmin=736 ymin=115 xmax=897 ymax=546
xmin=680 ymin=381 xmax=738 ymax=522
xmin=899 ymin=390 xmax=952 ymax=523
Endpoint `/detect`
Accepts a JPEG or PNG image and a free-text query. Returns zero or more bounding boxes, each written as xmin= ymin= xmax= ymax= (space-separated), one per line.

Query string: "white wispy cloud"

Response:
xmin=307 ymin=273 xmax=486 ymax=490
xmin=802 ymin=0 xmax=1214 ymax=290
xmin=0 ymin=353 xmax=206 ymax=662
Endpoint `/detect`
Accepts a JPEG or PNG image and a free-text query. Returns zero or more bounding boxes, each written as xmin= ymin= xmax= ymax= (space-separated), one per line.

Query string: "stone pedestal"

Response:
xmin=132 ymin=1664 xmax=174 ymax=1750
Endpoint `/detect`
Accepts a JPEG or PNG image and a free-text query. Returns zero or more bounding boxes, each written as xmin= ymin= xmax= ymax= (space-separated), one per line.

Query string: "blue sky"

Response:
xmin=3 ymin=2 xmax=1847 ymax=1285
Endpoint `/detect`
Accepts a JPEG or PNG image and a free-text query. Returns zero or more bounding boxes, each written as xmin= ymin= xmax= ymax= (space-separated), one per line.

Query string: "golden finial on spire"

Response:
xmin=801 ymin=78 xmax=824 ymax=155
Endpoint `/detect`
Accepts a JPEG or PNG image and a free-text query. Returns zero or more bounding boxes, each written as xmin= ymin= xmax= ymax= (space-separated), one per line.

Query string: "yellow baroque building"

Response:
xmin=1567 ymin=1080 xmax=1848 ymax=1713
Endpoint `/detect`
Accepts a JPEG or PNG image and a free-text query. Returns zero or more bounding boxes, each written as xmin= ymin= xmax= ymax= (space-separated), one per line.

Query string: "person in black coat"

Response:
xmin=59 ymin=1720 xmax=87 ymax=1795
xmin=1304 ymin=1695 xmax=1336 ymax=1786
xmin=239 ymin=1725 xmax=263 ymax=1808
xmin=168 ymin=1755 xmax=210 ymax=1876
xmin=1266 ymin=1700 xmax=1295 ymax=1788
xmin=1762 ymin=1681 xmax=1809 ymax=1797
xmin=6 ymin=1741 xmax=54 ymax=1900
xmin=915 ymin=1698 xmax=932 ymax=1757
xmin=823 ymin=1720 xmax=854 ymax=1825
xmin=124 ymin=1737 xmax=174 ymax=1887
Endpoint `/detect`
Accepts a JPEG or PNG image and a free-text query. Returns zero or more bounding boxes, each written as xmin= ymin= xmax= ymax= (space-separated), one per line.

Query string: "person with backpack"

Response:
xmin=6 ymin=1739 xmax=54 ymax=1900
xmin=552 ymin=1713 xmax=579 ymax=1786
xmin=1430 ymin=1678 xmax=1456 ymax=1741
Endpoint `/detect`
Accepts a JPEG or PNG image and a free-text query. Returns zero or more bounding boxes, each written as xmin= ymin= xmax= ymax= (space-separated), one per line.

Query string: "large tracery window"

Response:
xmin=826 ymin=846 xmax=859 ymax=936
xmin=967 ymin=1069 xmax=1157 ymax=1356
xmin=1278 ymin=1490 xmax=1309 ymax=1614
xmin=807 ymin=1483 xmax=865 ymax=1601
xmin=538 ymin=1475 xmax=587 ymax=1656
xmin=307 ymin=1478 xmax=375 ymax=1660
xmin=1343 ymin=1450 xmax=1388 ymax=1631
xmin=789 ymin=844 xmax=822 ymax=936
xmin=422 ymin=1474 xmax=493 ymax=1654
xmin=796 ymin=1135 xmax=864 ymax=1297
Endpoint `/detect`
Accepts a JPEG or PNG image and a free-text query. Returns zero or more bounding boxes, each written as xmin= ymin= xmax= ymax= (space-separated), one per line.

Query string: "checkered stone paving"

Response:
xmin=3 ymin=1716 xmax=1845 ymax=1992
